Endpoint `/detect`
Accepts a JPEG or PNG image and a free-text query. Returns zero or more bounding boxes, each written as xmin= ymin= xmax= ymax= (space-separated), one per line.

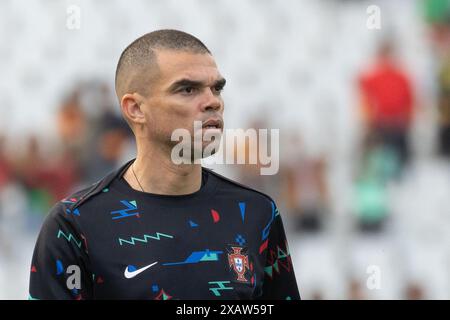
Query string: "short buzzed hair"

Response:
xmin=115 ymin=29 xmax=211 ymax=101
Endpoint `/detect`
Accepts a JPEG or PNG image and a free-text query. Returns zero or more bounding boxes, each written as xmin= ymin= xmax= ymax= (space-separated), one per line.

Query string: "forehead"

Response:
xmin=155 ymin=50 xmax=221 ymax=84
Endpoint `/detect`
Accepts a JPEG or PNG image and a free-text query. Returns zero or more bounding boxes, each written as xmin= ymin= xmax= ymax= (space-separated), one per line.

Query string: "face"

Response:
xmin=137 ymin=50 xmax=225 ymax=159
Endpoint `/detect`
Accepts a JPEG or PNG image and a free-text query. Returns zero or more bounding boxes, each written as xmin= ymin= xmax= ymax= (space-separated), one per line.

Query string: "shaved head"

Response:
xmin=115 ymin=29 xmax=211 ymax=101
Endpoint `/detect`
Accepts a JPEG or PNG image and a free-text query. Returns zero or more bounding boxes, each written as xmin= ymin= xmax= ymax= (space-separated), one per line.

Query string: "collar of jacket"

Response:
xmin=69 ymin=158 xmax=135 ymax=211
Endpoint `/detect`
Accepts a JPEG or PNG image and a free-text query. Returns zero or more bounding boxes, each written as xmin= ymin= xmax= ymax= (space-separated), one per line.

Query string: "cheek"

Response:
xmin=153 ymin=105 xmax=198 ymax=137
xmin=170 ymin=104 xmax=195 ymax=119
xmin=168 ymin=100 xmax=200 ymax=127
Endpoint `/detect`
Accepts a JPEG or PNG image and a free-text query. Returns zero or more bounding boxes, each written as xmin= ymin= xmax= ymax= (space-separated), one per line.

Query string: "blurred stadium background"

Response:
xmin=1 ymin=0 xmax=450 ymax=299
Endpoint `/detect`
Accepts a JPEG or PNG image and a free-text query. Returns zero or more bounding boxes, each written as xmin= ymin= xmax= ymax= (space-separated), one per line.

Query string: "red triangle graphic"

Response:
xmin=211 ymin=209 xmax=220 ymax=223
xmin=31 ymin=266 xmax=37 ymax=273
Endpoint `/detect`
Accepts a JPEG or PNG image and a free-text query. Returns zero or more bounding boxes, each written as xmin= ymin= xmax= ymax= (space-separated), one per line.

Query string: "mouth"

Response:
xmin=202 ymin=118 xmax=223 ymax=130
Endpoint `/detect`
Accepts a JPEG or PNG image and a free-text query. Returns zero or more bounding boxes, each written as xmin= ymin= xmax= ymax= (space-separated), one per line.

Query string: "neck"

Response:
xmin=124 ymin=142 xmax=202 ymax=195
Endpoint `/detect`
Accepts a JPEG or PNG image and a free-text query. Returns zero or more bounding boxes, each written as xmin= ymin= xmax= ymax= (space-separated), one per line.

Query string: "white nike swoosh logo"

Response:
xmin=124 ymin=261 xmax=158 ymax=279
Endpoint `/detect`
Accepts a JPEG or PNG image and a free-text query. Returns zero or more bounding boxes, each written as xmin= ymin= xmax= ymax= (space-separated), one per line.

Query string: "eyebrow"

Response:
xmin=168 ymin=77 xmax=226 ymax=92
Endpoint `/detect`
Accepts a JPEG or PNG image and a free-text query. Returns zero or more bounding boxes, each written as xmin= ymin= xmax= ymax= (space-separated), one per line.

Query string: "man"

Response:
xmin=358 ymin=40 xmax=415 ymax=170
xmin=29 ymin=29 xmax=300 ymax=300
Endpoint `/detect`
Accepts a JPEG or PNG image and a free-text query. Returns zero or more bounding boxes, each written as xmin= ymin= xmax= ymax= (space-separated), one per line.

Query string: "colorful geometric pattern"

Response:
xmin=259 ymin=201 xmax=280 ymax=254
xmin=110 ymin=200 xmax=140 ymax=220
xmin=56 ymin=260 xmax=64 ymax=275
xmin=65 ymin=208 xmax=80 ymax=216
xmin=61 ymin=198 xmax=78 ymax=205
xmin=154 ymin=289 xmax=172 ymax=300
xmin=118 ymin=232 xmax=173 ymax=246
xmin=189 ymin=220 xmax=199 ymax=228
xmin=261 ymin=201 xmax=277 ymax=241
xmin=264 ymin=241 xmax=293 ymax=279
xmin=211 ymin=209 xmax=220 ymax=223
xmin=238 ymin=202 xmax=246 ymax=222
xmin=57 ymin=229 xmax=82 ymax=248
xmin=235 ymin=234 xmax=246 ymax=246
xmin=259 ymin=239 xmax=269 ymax=254
xmin=163 ymin=250 xmax=223 ymax=266
xmin=208 ymin=281 xmax=233 ymax=297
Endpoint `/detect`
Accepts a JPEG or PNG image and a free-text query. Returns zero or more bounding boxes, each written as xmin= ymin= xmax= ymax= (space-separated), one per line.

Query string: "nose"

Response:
xmin=200 ymin=88 xmax=222 ymax=112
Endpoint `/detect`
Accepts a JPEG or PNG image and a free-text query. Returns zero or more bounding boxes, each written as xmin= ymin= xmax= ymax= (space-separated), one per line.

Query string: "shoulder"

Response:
xmin=38 ymin=160 xmax=129 ymax=234
xmin=41 ymin=184 xmax=95 ymax=227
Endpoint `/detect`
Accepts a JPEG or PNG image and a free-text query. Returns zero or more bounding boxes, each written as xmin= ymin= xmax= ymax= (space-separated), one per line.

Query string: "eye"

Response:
xmin=213 ymin=85 xmax=224 ymax=94
xmin=180 ymin=86 xmax=196 ymax=95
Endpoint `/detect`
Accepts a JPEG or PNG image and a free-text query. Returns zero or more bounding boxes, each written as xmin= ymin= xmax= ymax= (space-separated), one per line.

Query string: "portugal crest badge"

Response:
xmin=227 ymin=246 xmax=250 ymax=283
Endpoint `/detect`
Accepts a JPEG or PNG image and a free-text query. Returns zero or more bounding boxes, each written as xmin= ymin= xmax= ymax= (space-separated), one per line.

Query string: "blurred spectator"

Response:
xmin=234 ymin=117 xmax=281 ymax=197
xmin=347 ymin=278 xmax=366 ymax=300
xmin=280 ymin=133 xmax=329 ymax=233
xmin=422 ymin=0 xmax=450 ymax=157
xmin=0 ymin=135 xmax=12 ymax=189
xmin=404 ymin=282 xmax=425 ymax=300
xmin=81 ymin=83 xmax=133 ymax=182
xmin=0 ymin=134 xmax=29 ymax=256
xmin=0 ymin=134 xmax=12 ymax=256
xmin=15 ymin=136 xmax=51 ymax=209
xmin=358 ymin=39 xmax=416 ymax=172
xmin=422 ymin=0 xmax=450 ymax=57
xmin=57 ymin=88 xmax=88 ymax=158
xmin=353 ymin=39 xmax=416 ymax=232
xmin=437 ymin=54 xmax=450 ymax=157
xmin=353 ymin=131 xmax=398 ymax=232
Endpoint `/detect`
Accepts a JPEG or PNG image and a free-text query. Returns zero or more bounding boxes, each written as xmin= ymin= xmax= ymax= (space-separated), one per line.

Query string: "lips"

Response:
xmin=202 ymin=118 xmax=223 ymax=129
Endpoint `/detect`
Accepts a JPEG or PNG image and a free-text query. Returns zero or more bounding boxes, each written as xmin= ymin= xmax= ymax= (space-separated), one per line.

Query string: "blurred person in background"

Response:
xmin=0 ymin=136 xmax=12 ymax=188
xmin=422 ymin=0 xmax=450 ymax=57
xmin=234 ymin=117 xmax=281 ymax=197
xmin=0 ymin=135 xmax=13 ymax=256
xmin=15 ymin=136 xmax=54 ymax=222
xmin=354 ymin=39 xmax=416 ymax=232
xmin=347 ymin=278 xmax=366 ymax=300
xmin=358 ymin=39 xmax=416 ymax=173
xmin=79 ymin=82 xmax=134 ymax=183
xmin=352 ymin=130 xmax=398 ymax=232
xmin=437 ymin=54 xmax=450 ymax=157
xmin=280 ymin=132 xmax=329 ymax=233
xmin=404 ymin=281 xmax=425 ymax=300
xmin=57 ymin=88 xmax=88 ymax=160
xmin=422 ymin=0 xmax=450 ymax=157
xmin=0 ymin=134 xmax=29 ymax=257
xmin=84 ymin=109 xmax=133 ymax=182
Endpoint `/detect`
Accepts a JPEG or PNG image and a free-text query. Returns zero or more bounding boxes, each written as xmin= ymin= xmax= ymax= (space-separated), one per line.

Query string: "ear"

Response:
xmin=121 ymin=93 xmax=146 ymax=125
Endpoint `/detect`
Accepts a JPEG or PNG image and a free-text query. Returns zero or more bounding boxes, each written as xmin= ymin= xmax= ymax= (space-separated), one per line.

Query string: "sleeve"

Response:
xmin=258 ymin=201 xmax=301 ymax=300
xmin=28 ymin=203 xmax=93 ymax=300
